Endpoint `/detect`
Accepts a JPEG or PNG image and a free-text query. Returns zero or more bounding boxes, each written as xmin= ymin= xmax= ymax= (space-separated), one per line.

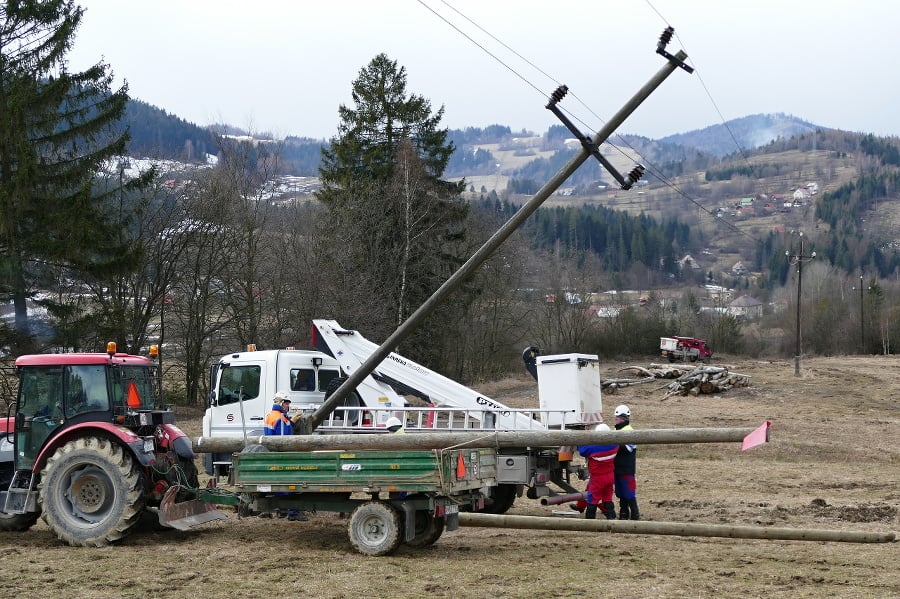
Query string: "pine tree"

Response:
xmin=0 ymin=1 xmax=139 ymax=349
xmin=317 ymin=53 xmax=468 ymax=362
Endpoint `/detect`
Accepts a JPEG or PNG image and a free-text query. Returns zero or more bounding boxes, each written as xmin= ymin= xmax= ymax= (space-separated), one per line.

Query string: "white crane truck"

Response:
xmin=201 ymin=319 xmax=603 ymax=511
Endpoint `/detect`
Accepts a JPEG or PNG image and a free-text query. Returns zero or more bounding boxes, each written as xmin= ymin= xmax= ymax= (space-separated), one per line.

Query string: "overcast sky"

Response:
xmin=66 ymin=1 xmax=899 ymax=142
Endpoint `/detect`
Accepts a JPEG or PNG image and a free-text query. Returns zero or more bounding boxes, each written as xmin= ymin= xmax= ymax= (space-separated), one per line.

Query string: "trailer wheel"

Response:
xmin=481 ymin=483 xmax=518 ymax=514
xmin=39 ymin=436 xmax=145 ymax=547
xmin=405 ymin=510 xmax=445 ymax=547
xmin=348 ymin=501 xmax=402 ymax=556
xmin=0 ymin=510 xmax=40 ymax=531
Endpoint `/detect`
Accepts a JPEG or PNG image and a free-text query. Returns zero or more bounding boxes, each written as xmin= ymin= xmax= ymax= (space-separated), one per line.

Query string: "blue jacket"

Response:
xmin=577 ymin=443 xmax=619 ymax=461
xmin=264 ymin=403 xmax=293 ymax=435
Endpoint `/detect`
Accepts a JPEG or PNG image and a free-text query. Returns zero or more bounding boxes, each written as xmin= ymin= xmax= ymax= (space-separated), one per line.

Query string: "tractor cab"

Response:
xmin=9 ymin=343 xmax=165 ymax=473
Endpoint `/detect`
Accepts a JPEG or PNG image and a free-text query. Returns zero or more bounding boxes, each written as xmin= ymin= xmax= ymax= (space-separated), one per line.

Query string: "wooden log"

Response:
xmin=192 ymin=426 xmax=759 ymax=454
xmin=457 ymin=513 xmax=896 ymax=543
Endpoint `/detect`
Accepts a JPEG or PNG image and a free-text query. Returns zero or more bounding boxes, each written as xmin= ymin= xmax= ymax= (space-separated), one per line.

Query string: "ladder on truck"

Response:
xmin=312 ymin=319 xmax=550 ymax=431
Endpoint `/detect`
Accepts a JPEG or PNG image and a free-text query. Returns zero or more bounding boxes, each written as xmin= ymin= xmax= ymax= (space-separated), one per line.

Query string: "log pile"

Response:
xmin=601 ymin=364 xmax=751 ymax=399
xmin=660 ymin=366 xmax=751 ymax=399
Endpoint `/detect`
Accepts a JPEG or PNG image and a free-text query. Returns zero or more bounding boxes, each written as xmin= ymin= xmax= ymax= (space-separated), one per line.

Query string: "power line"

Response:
xmin=420 ymin=0 xmax=762 ymax=244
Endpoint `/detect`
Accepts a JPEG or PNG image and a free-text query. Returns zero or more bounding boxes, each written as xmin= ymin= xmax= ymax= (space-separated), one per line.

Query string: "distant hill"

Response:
xmin=119 ymin=102 xmax=823 ymax=177
xmin=124 ymin=100 xmax=220 ymax=161
xmin=659 ymin=113 xmax=822 ymax=158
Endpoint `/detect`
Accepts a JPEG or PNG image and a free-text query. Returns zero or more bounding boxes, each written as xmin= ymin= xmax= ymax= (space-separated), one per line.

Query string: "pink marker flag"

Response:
xmin=741 ymin=421 xmax=771 ymax=451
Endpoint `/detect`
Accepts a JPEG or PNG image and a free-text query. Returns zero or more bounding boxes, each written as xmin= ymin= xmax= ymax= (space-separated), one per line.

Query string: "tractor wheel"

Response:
xmin=179 ymin=456 xmax=201 ymax=489
xmin=480 ymin=483 xmax=518 ymax=514
xmin=39 ymin=436 xmax=145 ymax=547
xmin=405 ymin=510 xmax=445 ymax=547
xmin=0 ymin=510 xmax=40 ymax=532
xmin=348 ymin=501 xmax=402 ymax=556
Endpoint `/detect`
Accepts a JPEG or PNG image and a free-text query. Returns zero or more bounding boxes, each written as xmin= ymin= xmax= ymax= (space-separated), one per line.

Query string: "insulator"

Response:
xmin=657 ymin=26 xmax=674 ymax=50
xmin=548 ymin=85 xmax=569 ymax=105
xmin=627 ymin=164 xmax=646 ymax=184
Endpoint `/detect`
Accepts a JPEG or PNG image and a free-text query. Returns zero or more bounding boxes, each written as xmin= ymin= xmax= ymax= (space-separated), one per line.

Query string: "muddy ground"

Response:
xmin=1 ymin=355 xmax=897 ymax=598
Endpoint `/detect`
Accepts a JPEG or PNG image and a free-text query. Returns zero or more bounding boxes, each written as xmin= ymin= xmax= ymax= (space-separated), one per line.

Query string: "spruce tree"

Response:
xmin=0 ymin=0 xmax=139 ymax=349
xmin=317 ymin=53 xmax=468 ymax=363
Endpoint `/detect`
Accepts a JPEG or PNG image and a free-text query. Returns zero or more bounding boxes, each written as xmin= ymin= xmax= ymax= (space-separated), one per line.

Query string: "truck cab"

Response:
xmin=203 ymin=348 xmax=344 ymax=441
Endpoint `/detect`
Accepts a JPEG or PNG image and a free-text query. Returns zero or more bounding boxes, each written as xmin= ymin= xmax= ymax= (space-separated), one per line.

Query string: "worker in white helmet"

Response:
xmin=613 ymin=404 xmax=640 ymax=520
xmin=386 ymin=416 xmax=405 ymax=434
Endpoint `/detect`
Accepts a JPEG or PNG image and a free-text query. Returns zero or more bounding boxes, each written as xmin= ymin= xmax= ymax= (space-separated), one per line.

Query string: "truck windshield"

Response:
xmin=218 ymin=365 xmax=261 ymax=405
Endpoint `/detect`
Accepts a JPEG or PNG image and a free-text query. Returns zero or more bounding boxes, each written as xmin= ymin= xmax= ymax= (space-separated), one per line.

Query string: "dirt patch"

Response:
xmin=1 ymin=356 xmax=898 ymax=598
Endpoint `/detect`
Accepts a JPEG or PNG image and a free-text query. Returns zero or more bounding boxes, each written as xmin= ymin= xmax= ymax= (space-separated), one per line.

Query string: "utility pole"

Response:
xmin=300 ymin=29 xmax=693 ymax=434
xmin=856 ymin=274 xmax=864 ymax=352
xmin=786 ymin=231 xmax=815 ymax=376
xmin=852 ymin=274 xmax=873 ymax=354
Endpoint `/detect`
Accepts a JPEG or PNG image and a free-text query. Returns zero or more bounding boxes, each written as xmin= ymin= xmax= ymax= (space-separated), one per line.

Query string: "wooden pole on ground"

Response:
xmin=458 ymin=513 xmax=896 ymax=543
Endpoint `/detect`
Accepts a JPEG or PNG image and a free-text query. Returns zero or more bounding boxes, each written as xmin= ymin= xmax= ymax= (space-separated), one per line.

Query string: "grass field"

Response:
xmin=1 ymin=355 xmax=897 ymax=598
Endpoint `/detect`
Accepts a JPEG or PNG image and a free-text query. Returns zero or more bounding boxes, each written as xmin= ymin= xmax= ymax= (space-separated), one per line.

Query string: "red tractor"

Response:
xmin=0 ymin=343 xmax=220 ymax=546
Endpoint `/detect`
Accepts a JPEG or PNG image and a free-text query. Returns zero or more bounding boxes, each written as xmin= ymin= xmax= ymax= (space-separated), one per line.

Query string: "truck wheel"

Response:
xmin=667 ymin=355 xmax=675 ymax=363
xmin=323 ymin=377 xmax=364 ymax=426
xmin=405 ymin=510 xmax=444 ymax=547
xmin=348 ymin=501 xmax=402 ymax=556
xmin=0 ymin=510 xmax=40 ymax=531
xmin=39 ymin=436 xmax=145 ymax=547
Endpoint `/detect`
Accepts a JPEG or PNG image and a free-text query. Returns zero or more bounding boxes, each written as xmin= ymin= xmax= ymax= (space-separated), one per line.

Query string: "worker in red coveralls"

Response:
xmin=572 ymin=423 xmax=618 ymax=519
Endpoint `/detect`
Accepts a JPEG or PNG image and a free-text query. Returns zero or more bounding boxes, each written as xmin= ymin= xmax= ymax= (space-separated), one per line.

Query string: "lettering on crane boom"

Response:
xmin=388 ymin=354 xmax=427 ymax=374
xmin=475 ymin=396 xmax=510 ymax=416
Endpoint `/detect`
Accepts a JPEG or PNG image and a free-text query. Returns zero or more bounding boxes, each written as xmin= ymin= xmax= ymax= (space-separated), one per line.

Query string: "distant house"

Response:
xmin=728 ymin=295 xmax=764 ymax=319
xmin=770 ymin=298 xmax=789 ymax=314
xmin=805 ymin=182 xmax=819 ymax=195
xmin=732 ymin=261 xmax=748 ymax=276
xmin=705 ymin=285 xmax=734 ymax=303
xmin=678 ymin=254 xmax=701 ymax=270
xmin=793 ymin=188 xmax=811 ymax=202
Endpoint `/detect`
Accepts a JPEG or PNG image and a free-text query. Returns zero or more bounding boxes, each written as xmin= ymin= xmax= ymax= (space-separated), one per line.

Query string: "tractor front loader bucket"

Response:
xmin=158 ymin=485 xmax=228 ymax=531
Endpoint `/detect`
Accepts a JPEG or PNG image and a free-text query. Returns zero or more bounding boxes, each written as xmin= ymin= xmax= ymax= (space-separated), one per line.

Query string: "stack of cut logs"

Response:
xmin=602 ymin=364 xmax=751 ymax=399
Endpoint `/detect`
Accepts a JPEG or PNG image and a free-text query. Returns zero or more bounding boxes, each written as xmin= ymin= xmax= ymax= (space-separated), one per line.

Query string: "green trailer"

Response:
xmin=190 ymin=446 xmax=498 ymax=555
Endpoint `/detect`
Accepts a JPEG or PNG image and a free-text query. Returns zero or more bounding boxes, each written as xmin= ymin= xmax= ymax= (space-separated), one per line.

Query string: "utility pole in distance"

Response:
xmin=786 ymin=231 xmax=816 ymax=376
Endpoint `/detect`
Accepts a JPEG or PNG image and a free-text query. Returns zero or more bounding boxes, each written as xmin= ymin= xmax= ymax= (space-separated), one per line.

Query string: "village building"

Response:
xmin=728 ymin=295 xmax=764 ymax=319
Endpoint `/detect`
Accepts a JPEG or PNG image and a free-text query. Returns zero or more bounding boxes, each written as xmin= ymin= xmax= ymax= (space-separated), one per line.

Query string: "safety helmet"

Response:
xmin=274 ymin=390 xmax=290 ymax=403
xmin=614 ymin=404 xmax=631 ymax=418
xmin=594 ymin=423 xmax=610 ymax=431
xmin=386 ymin=417 xmax=403 ymax=431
